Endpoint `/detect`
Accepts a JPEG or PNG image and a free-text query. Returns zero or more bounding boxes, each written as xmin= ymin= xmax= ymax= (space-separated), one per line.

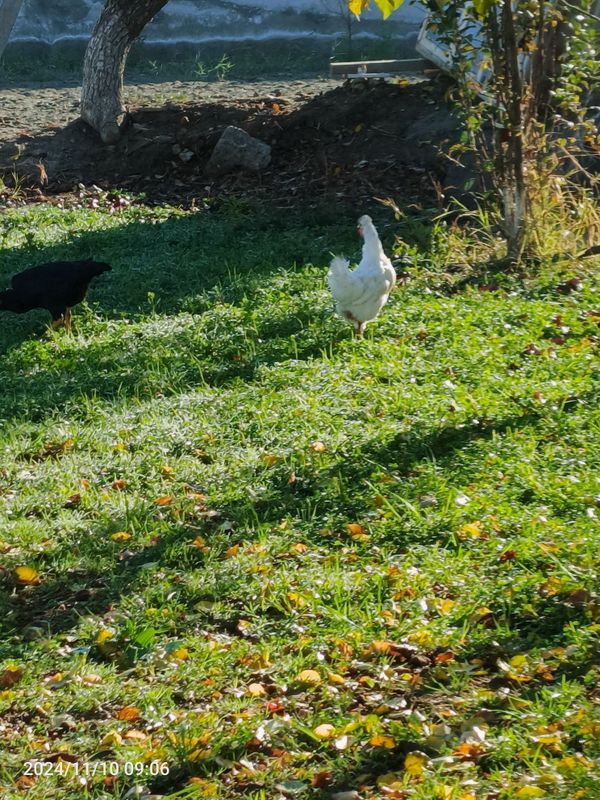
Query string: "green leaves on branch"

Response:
xmin=348 ymin=0 xmax=405 ymax=21
xmin=472 ymin=0 xmax=494 ymax=18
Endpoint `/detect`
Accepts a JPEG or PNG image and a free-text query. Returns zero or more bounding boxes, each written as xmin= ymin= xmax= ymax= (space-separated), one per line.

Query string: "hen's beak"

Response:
xmin=357 ymin=225 xmax=363 ymax=237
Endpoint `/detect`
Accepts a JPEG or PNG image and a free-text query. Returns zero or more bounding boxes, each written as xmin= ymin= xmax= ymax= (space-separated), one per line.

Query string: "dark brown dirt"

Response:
xmin=0 ymin=78 xmax=455 ymax=208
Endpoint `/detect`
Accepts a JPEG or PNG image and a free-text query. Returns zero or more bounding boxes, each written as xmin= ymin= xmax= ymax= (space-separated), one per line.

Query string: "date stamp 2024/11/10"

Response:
xmin=23 ymin=760 xmax=170 ymax=778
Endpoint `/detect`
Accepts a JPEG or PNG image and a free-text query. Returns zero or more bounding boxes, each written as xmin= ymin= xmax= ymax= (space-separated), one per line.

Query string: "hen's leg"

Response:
xmin=355 ymin=322 xmax=365 ymax=338
xmin=64 ymin=308 xmax=73 ymax=334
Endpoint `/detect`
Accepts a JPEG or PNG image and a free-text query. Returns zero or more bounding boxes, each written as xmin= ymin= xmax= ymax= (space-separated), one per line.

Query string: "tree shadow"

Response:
xmin=0 ymin=404 xmax=550 ymax=649
xmin=0 ymin=209 xmax=352 ymax=419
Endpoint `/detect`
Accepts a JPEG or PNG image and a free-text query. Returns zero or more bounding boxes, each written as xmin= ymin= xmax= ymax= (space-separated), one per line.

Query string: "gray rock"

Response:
xmin=205 ymin=125 xmax=271 ymax=177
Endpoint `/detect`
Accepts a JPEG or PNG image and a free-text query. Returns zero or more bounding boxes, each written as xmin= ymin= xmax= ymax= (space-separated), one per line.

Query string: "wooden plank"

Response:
xmin=329 ymin=58 xmax=429 ymax=78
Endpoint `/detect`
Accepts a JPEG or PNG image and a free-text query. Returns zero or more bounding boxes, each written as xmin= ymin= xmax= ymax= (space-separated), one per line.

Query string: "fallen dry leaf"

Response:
xmin=15 ymin=565 xmax=40 ymax=584
xmin=116 ymin=706 xmax=141 ymax=721
xmin=296 ymin=669 xmax=322 ymax=686
xmin=0 ymin=666 xmax=24 ymax=688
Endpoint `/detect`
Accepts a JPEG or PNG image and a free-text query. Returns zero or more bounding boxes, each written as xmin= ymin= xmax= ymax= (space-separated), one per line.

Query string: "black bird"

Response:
xmin=0 ymin=260 xmax=112 ymax=332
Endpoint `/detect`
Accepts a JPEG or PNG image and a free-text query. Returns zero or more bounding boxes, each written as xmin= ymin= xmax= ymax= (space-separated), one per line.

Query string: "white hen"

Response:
xmin=328 ymin=214 xmax=396 ymax=337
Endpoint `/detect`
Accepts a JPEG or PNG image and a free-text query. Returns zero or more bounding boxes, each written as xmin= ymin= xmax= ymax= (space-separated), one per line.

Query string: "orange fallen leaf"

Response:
xmin=370 ymin=734 xmax=396 ymax=749
xmin=290 ymin=542 xmax=308 ymax=555
xmin=155 ymin=495 xmax=173 ymax=506
xmin=346 ymin=523 xmax=368 ymax=540
xmin=116 ymin=706 xmax=141 ymax=721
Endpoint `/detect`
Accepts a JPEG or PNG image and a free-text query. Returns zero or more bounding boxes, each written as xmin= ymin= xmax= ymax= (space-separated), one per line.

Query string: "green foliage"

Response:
xmin=354 ymin=0 xmax=600 ymax=263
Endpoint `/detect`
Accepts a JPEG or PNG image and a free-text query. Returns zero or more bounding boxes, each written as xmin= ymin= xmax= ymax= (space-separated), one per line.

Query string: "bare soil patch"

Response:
xmin=0 ymin=77 xmax=453 ymax=208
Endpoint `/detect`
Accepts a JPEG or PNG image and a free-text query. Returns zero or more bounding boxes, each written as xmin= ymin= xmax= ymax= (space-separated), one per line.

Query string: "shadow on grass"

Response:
xmin=0 ymin=408 xmax=556 ymax=644
xmin=0 ymin=208 xmax=352 ymax=419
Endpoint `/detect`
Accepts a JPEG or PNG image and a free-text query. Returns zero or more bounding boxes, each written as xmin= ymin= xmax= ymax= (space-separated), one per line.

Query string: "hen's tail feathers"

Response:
xmin=328 ymin=255 xmax=350 ymax=277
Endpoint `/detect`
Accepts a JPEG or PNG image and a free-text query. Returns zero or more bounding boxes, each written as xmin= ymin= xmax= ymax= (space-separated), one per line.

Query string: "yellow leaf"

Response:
xmin=515 ymin=788 xmax=546 ymax=798
xmin=287 ymin=591 xmax=307 ymax=608
xmin=457 ymin=520 xmax=484 ymax=539
xmin=437 ymin=598 xmax=455 ymax=615
xmin=15 ymin=566 xmax=40 ymax=584
xmin=310 ymin=441 xmax=326 ymax=453
xmin=327 ymin=672 xmax=346 ymax=686
xmin=187 ymin=778 xmax=219 ymax=796
xmin=111 ymin=531 xmax=131 ymax=542
xmin=435 ymin=786 xmax=453 ymax=800
xmin=296 ymin=669 xmax=322 ymax=685
xmin=171 ymin=648 xmax=189 ymax=661
xmin=99 ymin=731 xmax=123 ymax=747
xmin=260 ymin=453 xmax=279 ymax=467
xmin=247 ymin=683 xmax=266 ymax=697
xmin=377 ymin=772 xmax=403 ymax=788
xmin=313 ymin=723 xmax=336 ymax=739
xmin=155 ymin=495 xmax=173 ymax=506
xmin=538 ymin=575 xmax=564 ymax=596
xmin=160 ymin=464 xmax=175 ymax=476
xmin=81 ymin=673 xmax=103 ymax=685
xmin=96 ymin=629 xmax=114 ymax=645
xmin=404 ymin=751 xmax=428 ymax=776
xmin=225 ymin=544 xmax=240 ymax=558
xmin=373 ymin=0 xmax=404 ymax=21
xmin=370 ymin=734 xmax=396 ymax=748
xmin=348 ymin=0 xmax=370 ymax=19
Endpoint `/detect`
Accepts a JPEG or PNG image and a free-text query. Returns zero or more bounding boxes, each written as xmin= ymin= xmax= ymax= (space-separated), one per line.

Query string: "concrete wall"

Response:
xmin=11 ymin=0 xmax=426 ymax=45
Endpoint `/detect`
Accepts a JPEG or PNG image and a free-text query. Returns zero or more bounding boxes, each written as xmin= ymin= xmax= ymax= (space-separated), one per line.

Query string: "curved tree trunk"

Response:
xmin=0 ymin=0 xmax=25 ymax=59
xmin=81 ymin=0 xmax=169 ymax=144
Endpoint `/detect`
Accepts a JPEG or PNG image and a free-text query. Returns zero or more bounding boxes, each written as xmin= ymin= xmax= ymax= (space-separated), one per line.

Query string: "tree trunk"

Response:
xmin=81 ymin=0 xmax=169 ymax=144
xmin=0 ymin=0 xmax=24 ymax=59
xmin=501 ymin=0 xmax=526 ymax=262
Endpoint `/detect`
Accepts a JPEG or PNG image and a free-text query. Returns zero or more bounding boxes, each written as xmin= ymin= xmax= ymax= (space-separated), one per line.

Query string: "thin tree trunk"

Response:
xmin=502 ymin=0 xmax=526 ymax=262
xmin=0 ymin=0 xmax=24 ymax=59
xmin=81 ymin=0 xmax=169 ymax=144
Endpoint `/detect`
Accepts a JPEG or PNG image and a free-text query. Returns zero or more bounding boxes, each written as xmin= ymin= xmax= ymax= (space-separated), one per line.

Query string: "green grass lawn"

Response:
xmin=0 ymin=202 xmax=598 ymax=800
